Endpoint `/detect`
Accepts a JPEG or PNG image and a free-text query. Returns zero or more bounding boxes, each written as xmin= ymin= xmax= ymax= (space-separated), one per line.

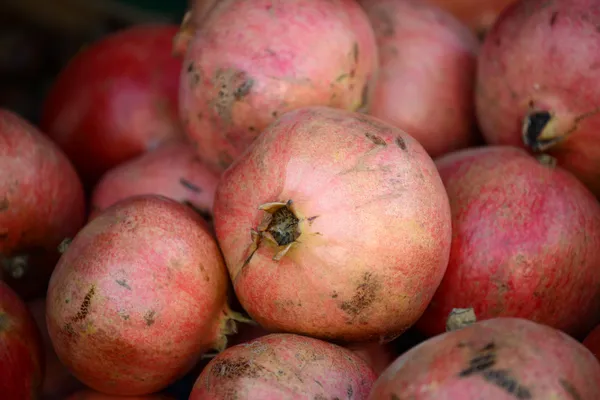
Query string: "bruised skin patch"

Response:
xmin=210 ymin=358 xmax=264 ymax=379
xmin=339 ymin=272 xmax=381 ymax=321
xmin=211 ymin=68 xmax=255 ymax=126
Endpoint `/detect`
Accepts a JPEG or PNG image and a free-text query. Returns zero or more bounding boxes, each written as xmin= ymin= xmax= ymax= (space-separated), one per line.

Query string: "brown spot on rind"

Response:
xmin=210 ymin=358 xmax=263 ymax=379
xmin=347 ymin=385 xmax=353 ymax=398
xmin=340 ymin=272 xmax=380 ymax=318
xmin=116 ymin=279 xmax=131 ymax=290
xmin=144 ymin=310 xmax=156 ymax=326
xmin=395 ymin=136 xmax=407 ymax=150
xmin=179 ymin=178 xmax=202 ymax=193
xmin=73 ymin=286 xmax=95 ymax=322
xmin=307 ymin=215 xmax=319 ymax=225
xmin=213 ymin=69 xmax=254 ymax=124
xmin=560 ymin=379 xmax=583 ymax=400
xmin=365 ymin=132 xmax=386 ymax=146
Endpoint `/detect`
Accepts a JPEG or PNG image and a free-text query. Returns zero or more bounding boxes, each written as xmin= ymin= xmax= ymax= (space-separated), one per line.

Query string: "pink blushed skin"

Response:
xmin=89 ymin=141 xmax=219 ymax=223
xmin=213 ymin=106 xmax=452 ymax=343
xmin=476 ymin=0 xmax=600 ymax=196
xmin=46 ymin=195 xmax=236 ymax=396
xmin=179 ymin=0 xmax=379 ymax=172
xmin=416 ymin=146 xmax=600 ymax=339
xmin=369 ymin=318 xmax=600 ymax=399
xmin=360 ymin=0 xmax=480 ymax=158
xmin=189 ymin=333 xmax=377 ymax=400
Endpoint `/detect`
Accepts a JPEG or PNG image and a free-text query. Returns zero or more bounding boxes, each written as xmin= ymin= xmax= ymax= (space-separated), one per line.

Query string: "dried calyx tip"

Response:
xmin=446 ymin=307 xmax=477 ymax=332
xmin=522 ymin=110 xmax=565 ymax=152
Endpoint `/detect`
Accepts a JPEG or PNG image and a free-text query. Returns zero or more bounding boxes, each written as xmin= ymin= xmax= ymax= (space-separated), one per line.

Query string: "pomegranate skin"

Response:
xmin=46 ymin=195 xmax=235 ymax=396
xmin=0 ymin=108 xmax=85 ymax=300
xmin=66 ymin=389 xmax=174 ymax=399
xmin=369 ymin=317 xmax=600 ymax=399
xmin=213 ymin=106 xmax=452 ymax=342
xmin=361 ymin=0 xmax=480 ymax=158
xmin=189 ymin=333 xmax=377 ymax=400
xmin=416 ymin=146 xmax=600 ymax=339
xmin=583 ymin=324 xmax=600 ymax=362
xmin=476 ymin=0 xmax=600 ymax=196
xmin=179 ymin=0 xmax=378 ymax=172
xmin=90 ymin=141 xmax=219 ymax=223
xmin=0 ymin=281 xmax=44 ymax=399
xmin=40 ymin=25 xmax=185 ymax=185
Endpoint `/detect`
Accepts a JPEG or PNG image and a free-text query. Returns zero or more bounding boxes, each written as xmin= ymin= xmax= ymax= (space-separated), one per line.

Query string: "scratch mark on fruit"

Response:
xmin=144 ymin=310 xmax=156 ymax=326
xmin=307 ymin=215 xmax=319 ymax=225
xmin=211 ymin=358 xmax=263 ymax=378
xmin=180 ymin=178 xmax=202 ymax=193
xmin=352 ymin=42 xmax=359 ymax=63
xmin=0 ymin=198 xmax=8 ymax=211
xmin=347 ymin=385 xmax=353 ymax=398
xmin=116 ymin=279 xmax=131 ymax=290
xmin=459 ymin=342 xmax=531 ymax=399
xmin=365 ymin=132 xmax=386 ymax=146
xmin=560 ymin=379 xmax=582 ymax=400
xmin=395 ymin=137 xmax=407 ymax=150
xmin=314 ymin=379 xmax=323 ymax=388
xmin=340 ymin=272 xmax=380 ymax=318
xmin=73 ymin=285 xmax=95 ymax=322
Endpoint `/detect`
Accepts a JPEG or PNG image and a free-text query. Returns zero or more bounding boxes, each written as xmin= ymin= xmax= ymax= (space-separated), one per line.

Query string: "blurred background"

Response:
xmin=0 ymin=0 xmax=188 ymax=125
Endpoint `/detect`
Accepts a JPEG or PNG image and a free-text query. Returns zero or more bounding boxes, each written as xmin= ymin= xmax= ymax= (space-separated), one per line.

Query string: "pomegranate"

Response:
xmin=40 ymin=25 xmax=185 ymax=185
xmin=346 ymin=341 xmax=397 ymax=377
xmin=179 ymin=0 xmax=378 ymax=172
xmin=360 ymin=0 xmax=480 ymax=158
xmin=189 ymin=333 xmax=376 ymax=399
xmin=369 ymin=317 xmax=600 ymax=399
xmin=416 ymin=146 xmax=600 ymax=339
xmin=0 ymin=281 xmax=44 ymax=399
xmin=476 ymin=0 xmax=600 ymax=196
xmin=66 ymin=390 xmax=173 ymax=399
xmin=90 ymin=141 xmax=219 ymax=224
xmin=213 ymin=106 xmax=452 ymax=342
xmin=0 ymin=108 xmax=85 ymax=300
xmin=46 ymin=195 xmax=248 ymax=396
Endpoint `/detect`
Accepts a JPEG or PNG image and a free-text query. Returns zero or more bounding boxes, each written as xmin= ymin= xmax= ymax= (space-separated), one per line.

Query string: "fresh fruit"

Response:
xmin=346 ymin=342 xmax=396 ymax=377
xmin=189 ymin=333 xmax=377 ymax=399
xmin=369 ymin=317 xmax=600 ymax=399
xmin=90 ymin=141 xmax=219 ymax=224
xmin=179 ymin=0 xmax=379 ymax=172
xmin=40 ymin=25 xmax=185 ymax=185
xmin=360 ymin=0 xmax=480 ymax=158
xmin=0 ymin=108 xmax=85 ymax=300
xmin=0 ymin=281 xmax=44 ymax=399
xmin=46 ymin=195 xmax=247 ymax=396
xmin=213 ymin=106 xmax=452 ymax=342
xmin=476 ymin=0 xmax=600 ymax=196
xmin=584 ymin=324 xmax=600 ymax=362
xmin=417 ymin=146 xmax=600 ymax=339
xmin=27 ymin=298 xmax=83 ymax=398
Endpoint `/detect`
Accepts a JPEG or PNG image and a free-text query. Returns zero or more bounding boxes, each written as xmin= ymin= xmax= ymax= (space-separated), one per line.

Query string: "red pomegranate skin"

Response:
xmin=0 ymin=108 xmax=85 ymax=300
xmin=66 ymin=389 xmax=174 ymax=399
xmin=46 ymin=195 xmax=234 ymax=396
xmin=40 ymin=25 xmax=185 ymax=185
xmin=179 ymin=0 xmax=378 ymax=172
xmin=583 ymin=324 xmax=600 ymax=362
xmin=189 ymin=333 xmax=377 ymax=400
xmin=213 ymin=106 xmax=452 ymax=342
xmin=475 ymin=0 xmax=600 ymax=196
xmin=360 ymin=0 xmax=480 ymax=158
xmin=369 ymin=317 xmax=600 ymax=399
xmin=416 ymin=146 xmax=600 ymax=339
xmin=0 ymin=281 xmax=44 ymax=399
xmin=90 ymin=141 xmax=219 ymax=223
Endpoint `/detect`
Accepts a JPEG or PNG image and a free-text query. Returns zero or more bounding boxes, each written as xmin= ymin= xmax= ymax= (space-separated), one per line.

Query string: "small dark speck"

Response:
xmin=249 ymin=126 xmax=257 ymax=132
xmin=332 ymin=291 xmax=339 ymax=299
xmin=144 ymin=310 xmax=156 ymax=326
xmin=307 ymin=215 xmax=319 ymax=225
xmin=187 ymin=62 xmax=194 ymax=72
xmin=272 ymin=110 xmax=279 ymax=118
xmin=550 ymin=11 xmax=558 ymax=26
xmin=347 ymin=385 xmax=353 ymax=398
xmin=116 ymin=279 xmax=131 ymax=290
xmin=180 ymin=178 xmax=202 ymax=193
xmin=395 ymin=136 xmax=407 ymax=150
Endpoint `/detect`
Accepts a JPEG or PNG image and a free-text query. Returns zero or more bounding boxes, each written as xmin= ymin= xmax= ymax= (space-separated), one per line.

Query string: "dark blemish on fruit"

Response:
xmin=550 ymin=11 xmax=558 ymax=26
xmin=180 ymin=178 xmax=202 ymax=193
xmin=307 ymin=215 xmax=319 ymax=225
xmin=395 ymin=136 xmax=407 ymax=150
xmin=347 ymin=385 xmax=353 ymax=398
xmin=391 ymin=395 xmax=400 ymax=400
xmin=460 ymin=342 xmax=531 ymax=399
xmin=340 ymin=272 xmax=380 ymax=317
xmin=211 ymin=358 xmax=264 ymax=378
xmin=314 ymin=380 xmax=323 ymax=388
xmin=267 ymin=206 xmax=300 ymax=246
xmin=331 ymin=291 xmax=338 ymax=299
xmin=187 ymin=62 xmax=194 ymax=73
xmin=272 ymin=110 xmax=278 ymax=118
xmin=523 ymin=111 xmax=554 ymax=151
xmin=73 ymin=285 xmax=95 ymax=322
xmin=249 ymin=126 xmax=257 ymax=132
xmin=0 ymin=198 xmax=8 ymax=211
xmin=365 ymin=132 xmax=387 ymax=146
xmin=116 ymin=279 xmax=131 ymax=290
xmin=234 ymin=79 xmax=254 ymax=100
xmin=144 ymin=310 xmax=156 ymax=326
xmin=353 ymin=42 xmax=359 ymax=63
xmin=213 ymin=69 xmax=254 ymax=124
xmin=481 ymin=369 xmax=532 ymax=399
xmin=560 ymin=379 xmax=583 ymax=400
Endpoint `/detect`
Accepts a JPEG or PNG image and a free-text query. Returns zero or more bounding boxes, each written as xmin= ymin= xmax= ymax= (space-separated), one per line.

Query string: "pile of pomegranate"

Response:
xmin=3 ymin=0 xmax=600 ymax=398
